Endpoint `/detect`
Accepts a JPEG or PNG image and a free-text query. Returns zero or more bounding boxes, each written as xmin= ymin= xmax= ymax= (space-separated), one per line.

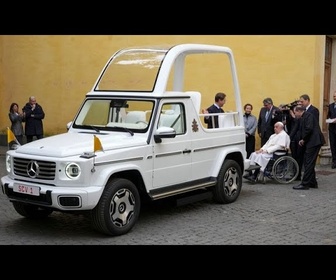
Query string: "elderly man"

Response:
xmin=246 ymin=121 xmax=290 ymax=182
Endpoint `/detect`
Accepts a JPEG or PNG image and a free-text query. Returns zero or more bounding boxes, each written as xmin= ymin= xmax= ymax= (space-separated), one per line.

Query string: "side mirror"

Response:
xmin=154 ymin=127 xmax=176 ymax=143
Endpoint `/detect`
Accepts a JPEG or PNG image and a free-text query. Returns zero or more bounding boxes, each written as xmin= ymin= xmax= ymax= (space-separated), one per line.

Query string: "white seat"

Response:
xmin=125 ymin=111 xmax=146 ymax=124
xmin=159 ymin=113 xmax=182 ymax=133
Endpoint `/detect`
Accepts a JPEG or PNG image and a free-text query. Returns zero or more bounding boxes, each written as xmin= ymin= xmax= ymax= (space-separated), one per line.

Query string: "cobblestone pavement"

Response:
xmin=1 ymin=146 xmax=336 ymax=245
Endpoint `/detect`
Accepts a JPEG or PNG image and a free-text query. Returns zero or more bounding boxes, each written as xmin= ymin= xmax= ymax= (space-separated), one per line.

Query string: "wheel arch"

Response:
xmin=217 ymin=151 xmax=244 ymax=176
xmin=106 ymin=169 xmax=149 ymax=201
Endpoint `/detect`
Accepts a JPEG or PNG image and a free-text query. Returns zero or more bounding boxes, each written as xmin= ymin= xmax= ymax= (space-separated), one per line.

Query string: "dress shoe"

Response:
xmin=293 ymin=184 xmax=309 ymax=190
xmin=310 ymin=184 xmax=318 ymax=189
xmin=247 ymin=175 xmax=258 ymax=183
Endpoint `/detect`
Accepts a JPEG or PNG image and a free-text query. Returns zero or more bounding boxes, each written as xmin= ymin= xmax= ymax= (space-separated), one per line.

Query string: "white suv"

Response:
xmin=1 ymin=44 xmax=250 ymax=236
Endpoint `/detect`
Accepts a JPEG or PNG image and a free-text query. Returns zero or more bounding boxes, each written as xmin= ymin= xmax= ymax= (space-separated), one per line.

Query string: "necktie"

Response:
xmin=265 ymin=110 xmax=270 ymax=121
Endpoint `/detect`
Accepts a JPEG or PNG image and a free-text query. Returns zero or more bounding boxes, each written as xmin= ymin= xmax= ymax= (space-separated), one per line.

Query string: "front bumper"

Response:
xmin=1 ymin=175 xmax=102 ymax=211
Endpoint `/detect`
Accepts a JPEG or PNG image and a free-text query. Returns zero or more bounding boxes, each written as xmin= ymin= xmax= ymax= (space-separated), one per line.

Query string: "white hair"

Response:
xmin=275 ymin=121 xmax=284 ymax=128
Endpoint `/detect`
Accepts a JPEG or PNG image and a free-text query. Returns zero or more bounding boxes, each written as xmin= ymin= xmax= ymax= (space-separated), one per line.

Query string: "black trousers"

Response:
xmin=290 ymin=140 xmax=305 ymax=178
xmin=329 ymin=130 xmax=336 ymax=164
xmin=246 ymin=135 xmax=255 ymax=159
xmin=26 ymin=134 xmax=43 ymax=143
xmin=301 ymin=145 xmax=321 ymax=187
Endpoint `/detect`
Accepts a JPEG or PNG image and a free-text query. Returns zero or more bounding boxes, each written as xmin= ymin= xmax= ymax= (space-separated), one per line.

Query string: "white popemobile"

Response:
xmin=1 ymin=44 xmax=250 ymax=236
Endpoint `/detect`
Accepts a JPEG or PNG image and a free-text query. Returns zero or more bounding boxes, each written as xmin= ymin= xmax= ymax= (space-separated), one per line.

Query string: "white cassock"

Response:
xmin=249 ymin=130 xmax=290 ymax=172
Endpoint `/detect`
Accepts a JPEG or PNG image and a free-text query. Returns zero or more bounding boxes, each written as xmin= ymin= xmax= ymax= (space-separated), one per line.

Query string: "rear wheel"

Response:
xmin=91 ymin=178 xmax=140 ymax=236
xmin=12 ymin=201 xmax=53 ymax=219
xmin=272 ymin=156 xmax=299 ymax=184
xmin=213 ymin=159 xmax=242 ymax=204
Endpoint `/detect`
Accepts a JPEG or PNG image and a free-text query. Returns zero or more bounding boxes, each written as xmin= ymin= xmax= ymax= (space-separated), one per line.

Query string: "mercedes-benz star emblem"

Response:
xmin=27 ymin=161 xmax=39 ymax=178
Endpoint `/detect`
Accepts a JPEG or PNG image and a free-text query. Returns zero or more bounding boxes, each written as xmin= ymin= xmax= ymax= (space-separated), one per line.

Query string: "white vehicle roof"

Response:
xmin=92 ymin=43 xmax=240 ymax=98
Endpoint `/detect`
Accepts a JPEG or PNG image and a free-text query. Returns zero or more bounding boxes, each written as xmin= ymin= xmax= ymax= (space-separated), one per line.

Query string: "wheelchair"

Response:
xmin=246 ymin=150 xmax=299 ymax=184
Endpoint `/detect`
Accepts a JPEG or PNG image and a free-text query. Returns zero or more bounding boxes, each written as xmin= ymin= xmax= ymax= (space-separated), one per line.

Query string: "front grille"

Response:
xmin=13 ymin=158 xmax=56 ymax=180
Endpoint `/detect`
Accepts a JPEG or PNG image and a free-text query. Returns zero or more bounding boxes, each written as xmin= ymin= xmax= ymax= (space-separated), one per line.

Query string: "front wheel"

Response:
xmin=213 ymin=159 xmax=242 ymax=204
xmin=91 ymin=178 xmax=141 ymax=236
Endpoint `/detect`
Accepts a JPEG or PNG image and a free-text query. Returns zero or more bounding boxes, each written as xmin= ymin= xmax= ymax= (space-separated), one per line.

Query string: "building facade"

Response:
xmin=1 ymin=35 xmax=335 ymax=150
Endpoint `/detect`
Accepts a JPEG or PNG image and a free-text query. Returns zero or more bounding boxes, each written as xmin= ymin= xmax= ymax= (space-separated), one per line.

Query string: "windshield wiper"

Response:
xmin=90 ymin=125 xmax=100 ymax=133
xmin=110 ymin=126 xmax=134 ymax=136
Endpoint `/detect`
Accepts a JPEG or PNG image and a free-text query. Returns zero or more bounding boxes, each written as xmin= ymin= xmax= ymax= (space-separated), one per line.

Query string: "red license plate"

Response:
xmin=13 ymin=183 xmax=40 ymax=196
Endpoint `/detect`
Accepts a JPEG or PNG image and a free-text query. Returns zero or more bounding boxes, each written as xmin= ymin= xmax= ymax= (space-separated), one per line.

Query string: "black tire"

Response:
xmin=272 ymin=155 xmax=299 ymax=184
xmin=12 ymin=201 xmax=53 ymax=219
xmin=91 ymin=178 xmax=140 ymax=236
xmin=213 ymin=159 xmax=242 ymax=204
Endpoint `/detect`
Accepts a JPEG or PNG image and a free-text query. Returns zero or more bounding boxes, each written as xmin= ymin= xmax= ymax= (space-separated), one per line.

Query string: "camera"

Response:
xmin=280 ymin=100 xmax=299 ymax=111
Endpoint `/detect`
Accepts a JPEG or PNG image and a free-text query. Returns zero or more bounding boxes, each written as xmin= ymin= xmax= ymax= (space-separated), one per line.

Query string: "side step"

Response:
xmin=245 ymin=164 xmax=261 ymax=172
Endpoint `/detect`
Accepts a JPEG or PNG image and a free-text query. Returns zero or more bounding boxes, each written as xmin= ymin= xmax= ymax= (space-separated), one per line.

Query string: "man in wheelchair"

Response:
xmin=245 ymin=121 xmax=290 ymax=183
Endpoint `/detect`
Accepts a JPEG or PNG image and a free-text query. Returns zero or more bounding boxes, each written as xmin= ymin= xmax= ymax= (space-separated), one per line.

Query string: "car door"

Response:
xmin=152 ymin=102 xmax=192 ymax=189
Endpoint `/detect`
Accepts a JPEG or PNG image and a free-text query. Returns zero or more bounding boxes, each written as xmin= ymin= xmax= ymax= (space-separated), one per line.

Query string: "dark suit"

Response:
xmin=300 ymin=111 xmax=325 ymax=188
xmin=257 ymin=106 xmax=282 ymax=146
xmin=327 ymin=102 xmax=336 ymax=165
xmin=23 ymin=102 xmax=45 ymax=143
xmin=289 ymin=117 xmax=304 ymax=179
xmin=305 ymin=104 xmax=319 ymax=121
xmin=204 ymin=104 xmax=224 ymax=128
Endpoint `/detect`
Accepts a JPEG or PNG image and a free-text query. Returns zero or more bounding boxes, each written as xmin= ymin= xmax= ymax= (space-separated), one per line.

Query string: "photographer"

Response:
xmin=278 ymin=101 xmax=298 ymax=135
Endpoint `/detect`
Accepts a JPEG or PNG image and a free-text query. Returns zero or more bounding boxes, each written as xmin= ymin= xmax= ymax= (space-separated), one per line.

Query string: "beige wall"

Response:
xmin=0 ymin=35 xmax=326 ymax=147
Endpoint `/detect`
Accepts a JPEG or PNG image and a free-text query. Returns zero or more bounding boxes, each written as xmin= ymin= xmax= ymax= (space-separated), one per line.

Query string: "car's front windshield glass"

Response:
xmin=95 ymin=46 xmax=170 ymax=92
xmin=73 ymin=98 xmax=155 ymax=132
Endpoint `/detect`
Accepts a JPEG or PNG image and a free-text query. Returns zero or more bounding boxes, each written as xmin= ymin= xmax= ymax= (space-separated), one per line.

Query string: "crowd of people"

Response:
xmin=11 ymin=91 xmax=336 ymax=187
xmin=202 ymin=91 xmax=336 ymax=190
xmin=8 ymin=96 xmax=45 ymax=145
xmin=245 ymin=94 xmax=327 ymax=190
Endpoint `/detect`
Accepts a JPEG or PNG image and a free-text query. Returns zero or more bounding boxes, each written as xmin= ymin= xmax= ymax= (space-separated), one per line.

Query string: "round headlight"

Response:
xmin=65 ymin=163 xmax=81 ymax=179
xmin=6 ymin=155 xmax=11 ymax=173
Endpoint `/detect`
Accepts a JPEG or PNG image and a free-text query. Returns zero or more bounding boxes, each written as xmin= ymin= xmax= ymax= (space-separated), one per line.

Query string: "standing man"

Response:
xmin=299 ymin=94 xmax=319 ymax=121
xmin=289 ymin=100 xmax=304 ymax=180
xmin=327 ymin=91 xmax=336 ymax=169
xmin=243 ymin=103 xmax=258 ymax=158
xmin=292 ymin=106 xmax=325 ymax=190
xmin=23 ymin=96 xmax=45 ymax=143
xmin=202 ymin=92 xmax=226 ymax=128
xmin=257 ymin=97 xmax=282 ymax=147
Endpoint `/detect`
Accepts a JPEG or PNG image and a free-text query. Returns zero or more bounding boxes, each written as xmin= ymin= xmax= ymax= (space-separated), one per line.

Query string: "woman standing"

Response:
xmin=8 ymin=102 xmax=25 ymax=145
xmin=243 ymin=103 xmax=258 ymax=158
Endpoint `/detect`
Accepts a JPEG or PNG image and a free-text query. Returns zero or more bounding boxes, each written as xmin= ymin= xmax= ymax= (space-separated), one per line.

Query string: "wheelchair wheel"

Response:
xmin=272 ymin=155 xmax=299 ymax=184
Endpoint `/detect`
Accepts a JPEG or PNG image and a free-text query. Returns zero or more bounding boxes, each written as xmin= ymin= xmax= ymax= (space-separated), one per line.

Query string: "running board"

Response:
xmin=245 ymin=164 xmax=261 ymax=172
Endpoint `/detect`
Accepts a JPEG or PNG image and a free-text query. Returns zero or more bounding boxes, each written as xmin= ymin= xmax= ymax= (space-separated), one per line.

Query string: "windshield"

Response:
xmin=73 ymin=98 xmax=155 ymax=132
xmin=95 ymin=47 xmax=170 ymax=92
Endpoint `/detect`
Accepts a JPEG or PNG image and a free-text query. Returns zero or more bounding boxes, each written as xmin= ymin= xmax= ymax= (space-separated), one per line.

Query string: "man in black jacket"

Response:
xmin=257 ymin=97 xmax=282 ymax=147
xmin=289 ymin=100 xmax=304 ymax=180
xmin=292 ymin=106 xmax=325 ymax=190
xmin=327 ymin=91 xmax=336 ymax=169
xmin=22 ymin=96 xmax=45 ymax=143
xmin=299 ymin=94 xmax=319 ymax=121
xmin=202 ymin=92 xmax=226 ymax=128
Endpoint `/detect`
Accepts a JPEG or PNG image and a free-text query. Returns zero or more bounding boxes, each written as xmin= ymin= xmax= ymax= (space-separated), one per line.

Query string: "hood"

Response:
xmin=14 ymin=132 xmax=147 ymax=158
